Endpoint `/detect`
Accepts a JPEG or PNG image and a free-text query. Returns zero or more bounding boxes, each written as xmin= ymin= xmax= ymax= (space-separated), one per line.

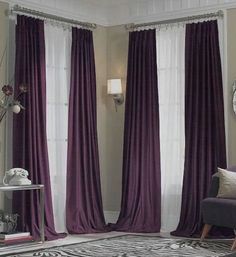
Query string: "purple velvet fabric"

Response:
xmin=13 ymin=15 xmax=66 ymax=240
xmin=172 ymin=20 xmax=227 ymax=237
xmin=112 ymin=30 xmax=161 ymax=232
xmin=66 ymin=28 xmax=107 ymax=233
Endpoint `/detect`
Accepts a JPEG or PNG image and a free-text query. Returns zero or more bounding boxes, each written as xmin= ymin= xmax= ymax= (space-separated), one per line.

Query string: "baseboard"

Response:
xmin=104 ymin=211 xmax=119 ymax=224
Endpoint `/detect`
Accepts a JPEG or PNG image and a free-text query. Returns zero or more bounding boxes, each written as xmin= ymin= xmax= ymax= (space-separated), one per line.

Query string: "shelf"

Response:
xmin=0 ymin=185 xmax=45 ymax=250
xmin=0 ymin=184 xmax=44 ymax=191
xmin=0 ymin=240 xmax=43 ymax=251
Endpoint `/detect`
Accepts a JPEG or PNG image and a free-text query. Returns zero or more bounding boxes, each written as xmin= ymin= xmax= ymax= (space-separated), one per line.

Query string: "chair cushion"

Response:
xmin=208 ymin=167 xmax=236 ymax=198
xmin=217 ymin=168 xmax=236 ymax=199
xmin=202 ymin=197 xmax=236 ymax=228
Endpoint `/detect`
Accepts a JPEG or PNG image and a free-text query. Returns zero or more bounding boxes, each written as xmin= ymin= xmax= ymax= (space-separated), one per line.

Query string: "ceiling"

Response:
xmin=3 ymin=0 xmax=236 ymax=26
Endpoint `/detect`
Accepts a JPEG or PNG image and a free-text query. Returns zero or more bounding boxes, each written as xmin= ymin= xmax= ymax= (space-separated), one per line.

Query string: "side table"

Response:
xmin=0 ymin=184 xmax=44 ymax=251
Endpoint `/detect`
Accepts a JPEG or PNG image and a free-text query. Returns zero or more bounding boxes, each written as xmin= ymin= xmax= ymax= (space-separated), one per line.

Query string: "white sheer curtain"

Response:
xmin=45 ymin=23 xmax=71 ymax=233
xmin=156 ymin=25 xmax=185 ymax=232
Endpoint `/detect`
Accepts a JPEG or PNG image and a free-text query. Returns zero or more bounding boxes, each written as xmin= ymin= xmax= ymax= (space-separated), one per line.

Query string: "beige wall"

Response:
xmin=93 ymin=26 xmax=109 ymax=211
xmin=105 ymin=26 xmax=128 ymax=211
xmin=0 ymin=2 xmax=8 ymax=176
xmin=0 ymin=1 xmax=9 ymax=209
xmin=227 ymin=9 xmax=236 ymax=166
xmin=94 ymin=25 xmax=128 ymax=212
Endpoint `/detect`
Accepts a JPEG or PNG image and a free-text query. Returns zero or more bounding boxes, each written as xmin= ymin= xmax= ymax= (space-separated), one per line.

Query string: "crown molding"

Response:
xmin=3 ymin=0 xmax=110 ymax=26
xmin=106 ymin=2 xmax=236 ymax=26
xmin=2 ymin=0 xmax=236 ymax=27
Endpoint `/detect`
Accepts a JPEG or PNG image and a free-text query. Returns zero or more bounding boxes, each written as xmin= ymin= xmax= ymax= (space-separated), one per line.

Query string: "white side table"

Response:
xmin=0 ymin=184 xmax=44 ymax=251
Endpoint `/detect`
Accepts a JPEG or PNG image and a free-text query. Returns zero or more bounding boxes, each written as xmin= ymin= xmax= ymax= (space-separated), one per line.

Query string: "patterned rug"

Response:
xmin=6 ymin=235 xmax=234 ymax=257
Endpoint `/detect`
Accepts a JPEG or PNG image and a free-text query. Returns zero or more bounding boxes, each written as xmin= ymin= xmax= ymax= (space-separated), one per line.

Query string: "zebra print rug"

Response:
xmin=7 ymin=235 xmax=234 ymax=257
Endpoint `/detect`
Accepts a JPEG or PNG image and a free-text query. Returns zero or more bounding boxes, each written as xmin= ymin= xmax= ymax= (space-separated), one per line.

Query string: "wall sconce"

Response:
xmin=107 ymin=79 xmax=124 ymax=112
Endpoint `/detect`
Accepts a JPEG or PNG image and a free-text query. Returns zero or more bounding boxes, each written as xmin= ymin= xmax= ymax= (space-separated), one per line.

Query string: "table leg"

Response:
xmin=39 ymin=188 xmax=45 ymax=243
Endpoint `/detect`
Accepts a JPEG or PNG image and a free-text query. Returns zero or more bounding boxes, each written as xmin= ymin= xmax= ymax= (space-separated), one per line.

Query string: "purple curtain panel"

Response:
xmin=172 ymin=20 xmax=227 ymax=237
xmin=112 ymin=30 xmax=161 ymax=232
xmin=13 ymin=15 xmax=66 ymax=241
xmin=66 ymin=28 xmax=107 ymax=233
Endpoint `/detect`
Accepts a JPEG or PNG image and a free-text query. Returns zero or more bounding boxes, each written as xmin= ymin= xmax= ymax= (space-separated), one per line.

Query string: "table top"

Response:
xmin=0 ymin=184 xmax=44 ymax=191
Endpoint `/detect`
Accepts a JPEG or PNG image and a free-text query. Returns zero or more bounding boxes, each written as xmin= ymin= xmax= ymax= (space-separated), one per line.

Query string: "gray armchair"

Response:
xmin=201 ymin=167 xmax=236 ymax=250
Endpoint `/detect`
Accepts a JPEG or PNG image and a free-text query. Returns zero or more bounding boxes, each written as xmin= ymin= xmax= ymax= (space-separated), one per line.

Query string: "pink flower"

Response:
xmin=2 ymin=85 xmax=13 ymax=96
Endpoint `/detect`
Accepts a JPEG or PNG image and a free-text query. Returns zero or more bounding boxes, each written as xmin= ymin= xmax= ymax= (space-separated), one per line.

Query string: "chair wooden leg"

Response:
xmin=231 ymin=238 xmax=236 ymax=251
xmin=200 ymin=224 xmax=212 ymax=241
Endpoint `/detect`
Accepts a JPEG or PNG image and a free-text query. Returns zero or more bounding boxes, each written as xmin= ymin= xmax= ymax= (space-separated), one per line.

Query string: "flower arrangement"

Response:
xmin=0 ymin=83 xmax=27 ymax=123
xmin=0 ymin=43 xmax=27 ymax=123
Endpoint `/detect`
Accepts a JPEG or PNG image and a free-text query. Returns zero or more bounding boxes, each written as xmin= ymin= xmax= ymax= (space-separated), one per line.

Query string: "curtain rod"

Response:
xmin=126 ymin=10 xmax=224 ymax=30
xmin=9 ymin=4 xmax=97 ymax=30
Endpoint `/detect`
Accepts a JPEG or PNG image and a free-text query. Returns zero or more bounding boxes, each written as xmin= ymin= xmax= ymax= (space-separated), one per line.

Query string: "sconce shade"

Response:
xmin=107 ymin=79 xmax=122 ymax=95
